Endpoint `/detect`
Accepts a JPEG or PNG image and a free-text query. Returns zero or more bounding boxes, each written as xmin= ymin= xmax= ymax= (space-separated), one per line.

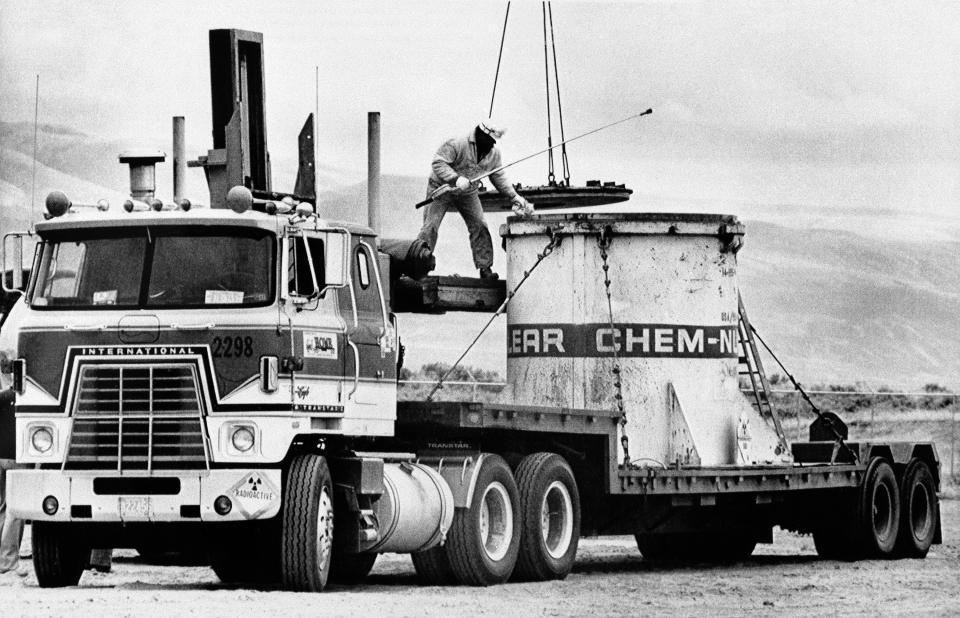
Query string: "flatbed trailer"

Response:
xmin=396 ymin=401 xmax=941 ymax=547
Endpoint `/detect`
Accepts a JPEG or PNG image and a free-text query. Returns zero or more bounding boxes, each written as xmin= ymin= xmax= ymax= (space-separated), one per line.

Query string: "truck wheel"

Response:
xmin=858 ymin=458 xmax=900 ymax=558
xmin=281 ymin=454 xmax=335 ymax=591
xmin=446 ymin=454 xmax=521 ymax=586
xmin=411 ymin=545 xmax=457 ymax=585
xmin=32 ymin=523 xmax=88 ymax=587
xmin=329 ymin=550 xmax=377 ymax=585
xmin=894 ymin=459 xmax=938 ymax=558
xmin=513 ymin=452 xmax=580 ymax=581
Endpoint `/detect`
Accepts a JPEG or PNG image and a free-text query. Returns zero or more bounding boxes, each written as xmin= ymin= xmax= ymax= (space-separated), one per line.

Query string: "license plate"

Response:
xmin=119 ymin=496 xmax=150 ymax=519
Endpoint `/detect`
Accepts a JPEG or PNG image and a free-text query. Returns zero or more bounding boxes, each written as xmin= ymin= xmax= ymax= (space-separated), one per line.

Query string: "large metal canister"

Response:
xmin=501 ymin=213 xmax=785 ymax=467
xmin=368 ymin=462 xmax=454 ymax=554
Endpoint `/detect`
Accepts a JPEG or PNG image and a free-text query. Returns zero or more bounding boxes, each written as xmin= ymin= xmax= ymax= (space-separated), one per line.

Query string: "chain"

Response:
xmin=597 ymin=226 xmax=631 ymax=467
xmin=427 ymin=230 xmax=562 ymax=402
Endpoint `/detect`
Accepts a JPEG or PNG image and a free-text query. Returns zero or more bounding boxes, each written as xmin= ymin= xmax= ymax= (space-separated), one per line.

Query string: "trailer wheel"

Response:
xmin=513 ymin=452 xmax=580 ymax=581
xmin=411 ymin=545 xmax=457 ymax=585
xmin=281 ymin=454 xmax=335 ymax=591
xmin=894 ymin=459 xmax=938 ymax=558
xmin=858 ymin=458 xmax=900 ymax=557
xmin=446 ymin=454 xmax=521 ymax=586
xmin=32 ymin=522 xmax=88 ymax=588
xmin=329 ymin=550 xmax=377 ymax=585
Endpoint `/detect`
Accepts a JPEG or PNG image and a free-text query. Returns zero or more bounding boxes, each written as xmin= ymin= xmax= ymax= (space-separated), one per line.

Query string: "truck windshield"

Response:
xmin=31 ymin=227 xmax=275 ymax=309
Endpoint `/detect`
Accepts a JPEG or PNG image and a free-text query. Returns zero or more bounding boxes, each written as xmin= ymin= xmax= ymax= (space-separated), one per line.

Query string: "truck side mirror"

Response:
xmin=321 ymin=230 xmax=349 ymax=290
xmin=2 ymin=232 xmax=34 ymax=293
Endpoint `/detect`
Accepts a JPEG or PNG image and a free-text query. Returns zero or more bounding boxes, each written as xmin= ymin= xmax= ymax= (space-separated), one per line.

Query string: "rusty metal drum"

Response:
xmin=500 ymin=213 xmax=787 ymax=467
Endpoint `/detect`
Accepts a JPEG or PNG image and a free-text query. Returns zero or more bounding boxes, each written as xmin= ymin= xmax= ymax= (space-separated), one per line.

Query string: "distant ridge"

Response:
xmin=1 ymin=122 xmax=956 ymax=389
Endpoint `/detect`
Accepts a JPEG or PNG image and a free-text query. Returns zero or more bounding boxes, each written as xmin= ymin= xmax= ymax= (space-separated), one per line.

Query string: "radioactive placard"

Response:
xmin=228 ymin=472 xmax=280 ymax=519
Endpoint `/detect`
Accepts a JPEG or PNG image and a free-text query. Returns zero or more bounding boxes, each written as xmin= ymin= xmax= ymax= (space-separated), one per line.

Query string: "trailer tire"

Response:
xmin=329 ymin=550 xmax=377 ymax=585
xmin=858 ymin=458 xmax=900 ymax=558
xmin=894 ymin=459 xmax=938 ymax=558
xmin=32 ymin=523 xmax=88 ymax=588
xmin=281 ymin=454 xmax=335 ymax=592
xmin=445 ymin=454 xmax=521 ymax=586
xmin=411 ymin=545 xmax=457 ymax=585
xmin=513 ymin=453 xmax=580 ymax=581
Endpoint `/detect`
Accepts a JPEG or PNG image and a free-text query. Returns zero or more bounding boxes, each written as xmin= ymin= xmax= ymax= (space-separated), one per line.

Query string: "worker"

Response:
xmin=0 ymin=387 xmax=25 ymax=579
xmin=417 ymin=119 xmax=534 ymax=280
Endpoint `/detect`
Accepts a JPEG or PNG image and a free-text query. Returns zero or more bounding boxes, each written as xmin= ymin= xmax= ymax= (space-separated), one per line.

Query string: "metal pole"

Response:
xmin=795 ymin=390 xmax=801 ymax=441
xmin=172 ymin=116 xmax=186 ymax=202
xmin=367 ymin=112 xmax=381 ymax=234
xmin=951 ymin=403 xmax=956 ymax=481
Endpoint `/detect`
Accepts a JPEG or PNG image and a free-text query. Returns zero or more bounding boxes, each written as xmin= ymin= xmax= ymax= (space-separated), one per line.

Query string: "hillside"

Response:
xmin=2 ymin=124 xmax=957 ymax=389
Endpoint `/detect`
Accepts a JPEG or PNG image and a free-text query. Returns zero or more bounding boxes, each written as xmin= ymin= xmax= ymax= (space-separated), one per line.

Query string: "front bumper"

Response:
xmin=8 ymin=469 xmax=282 ymax=523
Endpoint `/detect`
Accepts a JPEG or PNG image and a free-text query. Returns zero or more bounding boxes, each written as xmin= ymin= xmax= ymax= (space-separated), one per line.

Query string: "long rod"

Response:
xmin=475 ymin=108 xmax=652 ymax=183
xmin=488 ymin=2 xmax=511 ymax=118
xmin=415 ymin=109 xmax=652 ymax=209
xmin=30 ymin=74 xmax=39 ymax=227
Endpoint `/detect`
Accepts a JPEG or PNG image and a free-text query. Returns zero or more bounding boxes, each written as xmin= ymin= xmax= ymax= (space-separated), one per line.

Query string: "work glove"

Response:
xmin=455 ymin=176 xmax=473 ymax=192
xmin=511 ymin=195 xmax=535 ymax=217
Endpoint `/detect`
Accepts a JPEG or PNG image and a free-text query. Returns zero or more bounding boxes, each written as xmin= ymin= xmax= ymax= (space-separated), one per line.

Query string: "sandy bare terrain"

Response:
xmin=2 ymin=498 xmax=957 ymax=617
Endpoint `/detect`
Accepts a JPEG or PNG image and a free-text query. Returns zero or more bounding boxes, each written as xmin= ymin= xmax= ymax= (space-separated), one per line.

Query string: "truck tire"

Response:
xmin=329 ymin=550 xmax=377 ymax=585
xmin=32 ymin=523 xmax=88 ymax=588
xmin=857 ymin=458 xmax=900 ymax=558
xmin=445 ymin=454 xmax=521 ymax=586
xmin=513 ymin=452 xmax=580 ymax=581
xmin=894 ymin=459 xmax=938 ymax=558
xmin=814 ymin=457 xmax=900 ymax=560
xmin=411 ymin=545 xmax=457 ymax=585
xmin=281 ymin=454 xmax=335 ymax=591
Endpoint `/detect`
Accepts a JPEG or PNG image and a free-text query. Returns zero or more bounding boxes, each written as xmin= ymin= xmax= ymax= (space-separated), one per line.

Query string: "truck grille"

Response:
xmin=64 ymin=364 xmax=209 ymax=470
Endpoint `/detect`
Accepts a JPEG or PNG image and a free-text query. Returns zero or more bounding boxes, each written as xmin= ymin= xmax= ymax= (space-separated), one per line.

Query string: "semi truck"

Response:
xmin=0 ymin=29 xmax=941 ymax=591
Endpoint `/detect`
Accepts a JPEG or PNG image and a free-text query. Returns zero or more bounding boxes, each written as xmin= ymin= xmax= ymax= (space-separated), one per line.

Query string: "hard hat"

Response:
xmin=478 ymin=118 xmax=506 ymax=140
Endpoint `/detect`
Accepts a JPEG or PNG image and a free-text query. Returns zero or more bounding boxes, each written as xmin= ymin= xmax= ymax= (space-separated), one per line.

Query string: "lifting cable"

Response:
xmin=426 ymin=231 xmax=562 ymax=401
xmin=488 ymin=2 xmax=511 ymax=118
xmin=546 ymin=2 xmax=570 ymax=185
xmin=541 ymin=2 xmax=556 ymax=185
xmin=749 ymin=325 xmax=859 ymax=463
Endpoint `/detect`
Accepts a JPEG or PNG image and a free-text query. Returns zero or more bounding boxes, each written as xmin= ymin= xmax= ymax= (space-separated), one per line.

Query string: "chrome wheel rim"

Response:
xmin=541 ymin=480 xmax=574 ymax=559
xmin=910 ymin=481 xmax=932 ymax=540
xmin=316 ymin=487 xmax=334 ymax=571
xmin=872 ymin=482 xmax=894 ymax=542
xmin=479 ymin=481 xmax=513 ymax=562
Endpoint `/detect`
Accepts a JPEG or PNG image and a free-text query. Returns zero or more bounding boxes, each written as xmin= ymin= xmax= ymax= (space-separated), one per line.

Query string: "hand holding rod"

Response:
xmin=415 ymin=108 xmax=653 ymax=209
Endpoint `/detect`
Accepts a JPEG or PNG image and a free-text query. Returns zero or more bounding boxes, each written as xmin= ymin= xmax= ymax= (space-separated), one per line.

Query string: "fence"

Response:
xmin=399 ymin=380 xmax=957 ymax=482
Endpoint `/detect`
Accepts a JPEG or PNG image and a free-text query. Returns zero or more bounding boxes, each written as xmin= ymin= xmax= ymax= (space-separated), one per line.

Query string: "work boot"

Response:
xmin=478 ymin=267 xmax=499 ymax=280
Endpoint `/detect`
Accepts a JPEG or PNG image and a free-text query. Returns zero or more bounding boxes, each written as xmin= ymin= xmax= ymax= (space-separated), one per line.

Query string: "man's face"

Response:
xmin=476 ymin=127 xmax=496 ymax=153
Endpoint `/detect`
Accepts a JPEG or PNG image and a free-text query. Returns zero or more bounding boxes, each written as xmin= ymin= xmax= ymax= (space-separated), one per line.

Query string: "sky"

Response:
xmin=1 ymin=0 xmax=958 ymax=227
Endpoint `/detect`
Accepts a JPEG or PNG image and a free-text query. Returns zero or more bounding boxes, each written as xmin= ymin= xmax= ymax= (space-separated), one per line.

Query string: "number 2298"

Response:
xmin=212 ymin=336 xmax=254 ymax=358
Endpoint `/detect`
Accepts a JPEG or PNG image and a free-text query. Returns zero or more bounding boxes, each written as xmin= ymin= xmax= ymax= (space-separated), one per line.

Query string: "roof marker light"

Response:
xmin=96 ymin=199 xmax=110 ymax=212
xmin=295 ymin=202 xmax=314 ymax=216
xmin=149 ymin=198 xmax=163 ymax=212
xmin=45 ymin=191 xmax=71 ymax=217
xmin=226 ymin=186 xmax=253 ymax=213
xmin=177 ymin=198 xmax=192 ymax=212
xmin=123 ymin=199 xmax=135 ymax=212
xmin=264 ymin=201 xmax=277 ymax=214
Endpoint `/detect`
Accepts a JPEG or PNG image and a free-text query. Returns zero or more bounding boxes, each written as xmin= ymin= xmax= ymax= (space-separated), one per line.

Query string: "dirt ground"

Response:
xmin=2 ymin=498 xmax=957 ymax=617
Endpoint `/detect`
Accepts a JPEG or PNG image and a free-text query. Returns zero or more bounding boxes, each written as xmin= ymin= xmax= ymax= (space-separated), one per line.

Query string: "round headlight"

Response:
xmin=31 ymin=427 xmax=53 ymax=453
xmin=231 ymin=426 xmax=255 ymax=453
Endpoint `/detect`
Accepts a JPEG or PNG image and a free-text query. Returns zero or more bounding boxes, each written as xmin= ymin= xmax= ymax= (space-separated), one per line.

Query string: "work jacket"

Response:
xmin=428 ymin=132 xmax=519 ymax=199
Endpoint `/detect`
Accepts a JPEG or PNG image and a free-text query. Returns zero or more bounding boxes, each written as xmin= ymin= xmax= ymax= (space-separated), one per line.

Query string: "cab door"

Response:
xmin=336 ymin=236 xmax=395 ymax=404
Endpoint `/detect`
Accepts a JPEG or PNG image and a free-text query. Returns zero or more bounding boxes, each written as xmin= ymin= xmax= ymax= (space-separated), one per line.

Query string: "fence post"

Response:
xmin=795 ymin=390 xmax=802 ymax=442
xmin=951 ymin=402 xmax=956 ymax=482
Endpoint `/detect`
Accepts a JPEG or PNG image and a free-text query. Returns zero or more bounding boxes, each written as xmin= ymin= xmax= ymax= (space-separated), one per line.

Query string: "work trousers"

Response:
xmin=416 ymin=191 xmax=493 ymax=270
xmin=0 ymin=458 xmax=25 ymax=572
